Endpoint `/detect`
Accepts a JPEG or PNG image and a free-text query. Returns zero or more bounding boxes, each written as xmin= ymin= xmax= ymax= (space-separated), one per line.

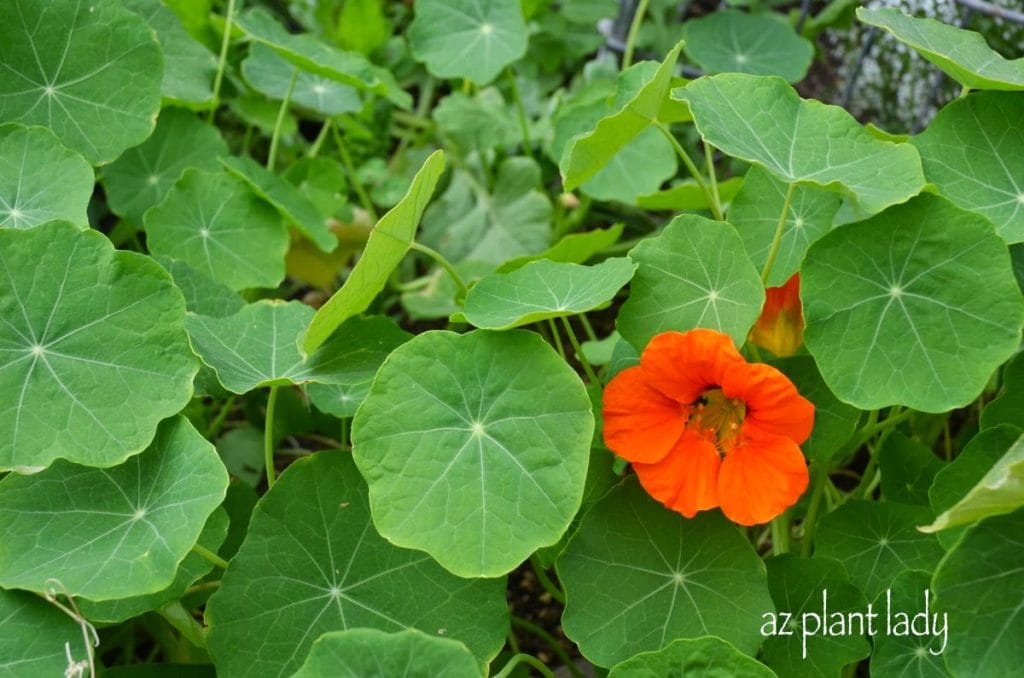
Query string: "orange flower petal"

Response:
xmin=717 ymin=434 xmax=809 ymax=526
xmin=721 ymin=362 xmax=814 ymax=444
xmin=639 ymin=329 xmax=745 ymax=403
xmin=632 ymin=429 xmax=721 ymax=518
xmin=602 ymin=365 xmax=686 ymax=464
xmin=749 ymin=273 xmax=804 ymax=357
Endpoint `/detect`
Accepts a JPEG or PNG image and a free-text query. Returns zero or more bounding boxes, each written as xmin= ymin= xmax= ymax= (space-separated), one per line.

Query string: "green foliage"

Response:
xmin=683 ymin=11 xmax=814 ymax=82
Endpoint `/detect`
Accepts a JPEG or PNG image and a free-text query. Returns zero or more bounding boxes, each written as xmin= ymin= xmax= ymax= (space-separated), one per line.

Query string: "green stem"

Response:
xmin=493 ymin=653 xmax=556 ymax=678
xmin=205 ymin=394 xmax=236 ymax=439
xmin=622 ymin=0 xmax=650 ymax=69
xmin=800 ymin=463 xmax=829 ymax=557
xmin=339 ymin=417 xmax=350 ymax=450
xmin=208 ymin=0 xmax=238 ymax=123
xmin=560 ymin=316 xmax=599 ymax=384
xmin=308 ymin=118 xmax=332 ymax=158
xmin=192 ymin=543 xmax=229 ymax=570
xmin=332 ymin=125 xmax=378 ymax=221
xmin=510 ymin=616 xmax=583 ymax=678
xmin=761 ymin=182 xmax=797 ymax=285
xmin=506 ymin=68 xmax=534 ymax=160
xmin=409 ymin=242 xmax=469 ymax=300
xmin=704 ymin=141 xmax=723 ymax=217
xmin=157 ymin=602 xmax=207 ymax=651
xmin=770 ymin=512 xmax=790 ymax=555
xmin=654 ymin=122 xmax=723 ymax=221
xmin=264 ymin=385 xmax=280 ymax=489
xmin=546 ymin=319 xmax=566 ymax=360
xmin=578 ymin=313 xmax=598 ymax=342
xmin=530 ymin=555 xmax=566 ymax=604
xmin=266 ymin=69 xmax=298 ymax=171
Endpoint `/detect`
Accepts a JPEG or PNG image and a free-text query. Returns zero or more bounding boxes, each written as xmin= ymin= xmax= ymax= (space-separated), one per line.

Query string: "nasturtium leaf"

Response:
xmin=103 ymin=108 xmax=228 ymax=226
xmin=675 ymin=74 xmax=925 ymax=214
xmin=0 ymin=124 xmax=92 ymax=230
xmin=304 ymin=151 xmax=445 ymax=353
xmin=561 ymin=42 xmax=683 ymax=192
xmin=306 ymin=316 xmax=412 ymax=418
xmin=432 ymin=90 xmax=519 ymax=154
xmin=773 ymin=356 xmax=860 ymax=462
xmin=154 ymin=257 xmax=244 ymax=318
xmin=814 ymin=501 xmax=944 ymax=599
xmin=0 ymin=588 xmax=84 ymax=676
xmin=78 ymin=507 xmax=229 ymax=624
xmin=878 ymin=433 xmax=943 ymax=506
xmin=497 ymin=223 xmax=624 ymax=273
xmin=242 ymin=44 xmax=361 ymax=116
xmin=292 ymin=629 xmax=481 ymax=678
xmin=0 ymin=416 xmax=228 ymax=600
xmin=234 ymin=8 xmax=411 ymax=108
xmin=123 ymin=0 xmax=217 ymax=107
xmin=922 ymin=432 xmax=1024 ymax=534
xmin=637 ymin=176 xmax=743 ymax=212
xmin=929 ymin=425 xmax=1021 ymax=549
xmin=761 ymin=555 xmax=871 ymax=678
xmin=462 ymin=258 xmax=636 ymax=330
xmin=401 ymin=261 xmax=491 ymax=321
xmin=728 ymin=166 xmax=841 ymax=287
xmin=913 ymin=92 xmax=1024 ymax=243
xmin=352 ymin=330 xmax=593 ymax=578
xmin=408 ymin=0 xmax=528 ymax=85
xmin=682 ymin=10 xmax=814 ymax=83
xmin=144 ymin=169 xmax=287 ymax=291
xmin=869 ymin=570 xmax=947 ymax=678
xmin=220 ymin=155 xmax=336 ymax=253
xmin=616 ymin=214 xmax=765 ymax=351
xmin=857 ymin=7 xmax=1024 ymax=91
xmin=981 ymin=352 xmax=1024 ymax=430
xmin=556 ymin=477 xmax=773 ymax=667
xmin=215 ymin=426 xmax=265 ymax=488
xmin=0 ymin=0 xmax=163 ymax=164
xmin=608 ymin=636 xmax=776 ymax=677
xmin=420 ymin=157 xmax=552 ymax=265
xmin=801 ymin=194 xmax=1024 ymax=412
xmin=932 ymin=509 xmax=1024 ymax=676
xmin=284 ymin=157 xmax=348 ymax=219
xmin=0 ymin=221 xmax=196 ymax=471
xmin=205 ymin=452 xmax=508 ymax=677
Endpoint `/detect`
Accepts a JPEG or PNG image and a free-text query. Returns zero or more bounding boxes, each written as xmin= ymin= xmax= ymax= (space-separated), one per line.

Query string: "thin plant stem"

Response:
xmin=264 ymin=385 xmax=280 ymax=488
xmin=340 ymin=417 xmax=350 ymax=450
xmin=409 ymin=242 xmax=469 ymax=299
xmin=156 ymin=603 xmax=207 ymax=650
xmin=530 ymin=555 xmax=566 ymax=604
xmin=192 ymin=543 xmax=229 ymax=570
xmin=267 ymin=69 xmax=298 ymax=171
xmin=704 ymin=141 xmax=723 ymax=217
xmin=492 ymin=653 xmax=556 ymax=678
xmin=208 ymin=0 xmax=238 ymax=123
xmin=761 ymin=182 xmax=797 ymax=285
xmin=622 ymin=0 xmax=650 ymax=69
xmin=654 ymin=122 xmax=724 ymax=220
xmin=546 ymin=318 xmax=567 ymax=360
xmin=560 ymin=316 xmax=599 ymax=384
xmin=800 ymin=463 xmax=830 ymax=557
xmin=308 ymin=118 xmax=332 ymax=158
xmin=506 ymin=629 xmax=520 ymax=654
xmin=205 ymin=394 xmax=236 ymax=439
xmin=510 ymin=617 xmax=583 ymax=678
xmin=391 ymin=77 xmax=436 ymax=168
xmin=770 ymin=512 xmax=790 ymax=555
xmin=506 ymin=68 xmax=534 ymax=159
xmin=331 ymin=125 xmax=379 ymax=221
xmin=578 ymin=313 xmax=598 ymax=342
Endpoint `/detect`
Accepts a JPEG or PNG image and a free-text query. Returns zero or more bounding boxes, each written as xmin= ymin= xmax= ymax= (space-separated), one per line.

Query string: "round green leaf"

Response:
xmin=292 ymin=629 xmax=481 ymax=678
xmin=0 ymin=588 xmax=84 ymax=676
xmin=683 ymin=11 xmax=814 ymax=83
xmin=675 ymin=74 xmax=925 ymax=215
xmin=0 ymin=416 xmax=228 ymax=600
xmin=981 ymin=353 xmax=1024 ymax=431
xmin=877 ymin=433 xmax=943 ymax=507
xmin=932 ymin=508 xmax=1024 ymax=676
xmin=409 ymin=0 xmax=528 ymax=85
xmin=205 ymin=451 xmax=508 ymax=678
xmin=761 ymin=555 xmax=871 ymax=677
xmin=772 ymin=356 xmax=860 ymax=462
xmin=220 ymin=155 xmax=336 ymax=253
xmin=155 ymin=256 xmax=245 ymax=318
xmin=497 ymin=223 xmax=624 ymax=274
xmin=556 ymin=478 xmax=773 ymax=667
xmin=462 ymin=258 xmax=636 ymax=330
xmin=0 ymin=124 xmax=93 ymax=230
xmin=144 ymin=169 xmax=287 ymax=291
xmin=103 ymin=108 xmax=228 ymax=226
xmin=608 ymin=636 xmax=776 ymax=677
xmin=242 ymin=43 xmax=361 ymax=116
xmin=728 ymin=166 xmax=841 ymax=287
xmin=432 ymin=90 xmax=519 ymax=154
xmin=913 ymin=92 xmax=1024 ymax=243
xmin=802 ymin=194 xmax=1024 ymax=412
xmin=353 ymin=330 xmax=593 ymax=578
xmin=616 ymin=214 xmax=765 ymax=351
xmin=0 ymin=221 xmax=197 ymax=471
xmin=0 ymin=0 xmax=163 ymax=164
xmin=869 ymin=570 xmax=947 ymax=678
xmin=857 ymin=7 xmax=1024 ymax=91
xmin=814 ymin=500 xmax=944 ymax=600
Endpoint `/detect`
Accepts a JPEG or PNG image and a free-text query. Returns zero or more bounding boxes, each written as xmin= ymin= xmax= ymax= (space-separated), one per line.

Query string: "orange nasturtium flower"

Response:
xmin=748 ymin=273 xmax=804 ymax=357
xmin=602 ymin=329 xmax=814 ymax=525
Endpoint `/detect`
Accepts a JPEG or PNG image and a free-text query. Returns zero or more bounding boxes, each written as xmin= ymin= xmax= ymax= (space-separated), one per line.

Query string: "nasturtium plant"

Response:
xmin=4 ymin=2 xmax=1024 ymax=675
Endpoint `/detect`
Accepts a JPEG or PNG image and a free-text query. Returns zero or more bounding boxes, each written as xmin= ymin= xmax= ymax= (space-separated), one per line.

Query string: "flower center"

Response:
xmin=687 ymin=388 xmax=746 ymax=452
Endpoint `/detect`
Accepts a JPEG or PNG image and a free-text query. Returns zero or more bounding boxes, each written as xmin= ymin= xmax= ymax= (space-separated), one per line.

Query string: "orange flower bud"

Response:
xmin=749 ymin=273 xmax=804 ymax=357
